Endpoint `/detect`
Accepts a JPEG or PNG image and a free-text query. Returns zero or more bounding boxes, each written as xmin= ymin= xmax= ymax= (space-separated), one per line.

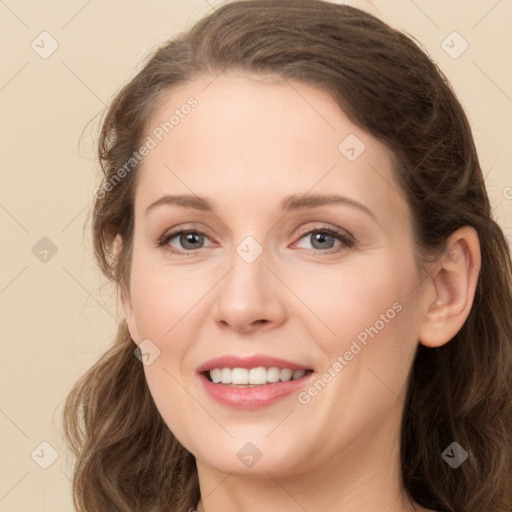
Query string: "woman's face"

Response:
xmin=122 ymin=73 xmax=432 ymax=479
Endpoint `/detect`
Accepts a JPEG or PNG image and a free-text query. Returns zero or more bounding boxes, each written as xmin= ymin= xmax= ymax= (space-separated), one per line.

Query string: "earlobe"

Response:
xmin=113 ymin=234 xmax=140 ymax=343
xmin=418 ymin=226 xmax=481 ymax=348
xmin=112 ymin=233 xmax=123 ymax=261
xmin=121 ymin=287 xmax=140 ymax=343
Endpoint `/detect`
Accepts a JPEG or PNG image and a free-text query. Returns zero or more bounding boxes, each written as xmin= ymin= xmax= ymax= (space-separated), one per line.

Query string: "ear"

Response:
xmin=418 ymin=226 xmax=481 ymax=348
xmin=113 ymin=234 xmax=140 ymax=343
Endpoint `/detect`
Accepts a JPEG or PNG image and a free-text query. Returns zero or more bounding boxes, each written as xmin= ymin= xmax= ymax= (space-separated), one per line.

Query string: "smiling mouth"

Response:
xmin=203 ymin=367 xmax=314 ymax=386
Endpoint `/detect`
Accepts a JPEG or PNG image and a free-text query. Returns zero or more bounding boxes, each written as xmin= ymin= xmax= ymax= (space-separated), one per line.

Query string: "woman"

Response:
xmin=62 ymin=1 xmax=512 ymax=511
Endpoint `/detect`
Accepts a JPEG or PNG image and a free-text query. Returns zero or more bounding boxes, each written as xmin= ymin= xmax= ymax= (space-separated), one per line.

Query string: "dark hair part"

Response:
xmin=63 ymin=1 xmax=512 ymax=511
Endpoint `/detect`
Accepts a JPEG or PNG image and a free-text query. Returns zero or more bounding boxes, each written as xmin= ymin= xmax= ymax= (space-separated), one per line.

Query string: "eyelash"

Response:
xmin=156 ymin=224 xmax=354 ymax=256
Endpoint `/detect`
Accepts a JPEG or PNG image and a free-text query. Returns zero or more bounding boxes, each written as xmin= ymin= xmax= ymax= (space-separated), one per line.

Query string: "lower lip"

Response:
xmin=198 ymin=372 xmax=314 ymax=409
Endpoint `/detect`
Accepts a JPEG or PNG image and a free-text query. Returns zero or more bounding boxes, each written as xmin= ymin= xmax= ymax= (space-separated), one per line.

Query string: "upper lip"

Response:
xmin=196 ymin=354 xmax=313 ymax=373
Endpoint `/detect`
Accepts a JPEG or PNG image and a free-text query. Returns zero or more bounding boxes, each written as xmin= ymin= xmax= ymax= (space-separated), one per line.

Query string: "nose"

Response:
xmin=213 ymin=242 xmax=287 ymax=334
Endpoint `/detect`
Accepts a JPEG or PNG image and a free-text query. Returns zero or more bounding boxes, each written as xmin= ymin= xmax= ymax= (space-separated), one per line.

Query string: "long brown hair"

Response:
xmin=62 ymin=1 xmax=512 ymax=511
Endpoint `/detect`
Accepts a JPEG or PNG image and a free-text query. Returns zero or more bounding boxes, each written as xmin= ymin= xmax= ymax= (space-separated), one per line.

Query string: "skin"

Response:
xmin=119 ymin=73 xmax=481 ymax=512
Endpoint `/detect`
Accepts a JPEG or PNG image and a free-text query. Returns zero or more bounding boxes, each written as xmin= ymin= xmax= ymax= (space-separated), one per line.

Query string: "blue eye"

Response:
xmin=158 ymin=230 xmax=214 ymax=254
xmin=294 ymin=227 xmax=353 ymax=253
xmin=157 ymin=225 xmax=353 ymax=255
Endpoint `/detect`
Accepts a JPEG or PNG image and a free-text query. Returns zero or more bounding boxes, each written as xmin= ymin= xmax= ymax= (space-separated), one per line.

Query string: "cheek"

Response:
xmin=291 ymin=268 xmax=418 ymax=444
xmin=129 ymin=258 xmax=208 ymax=449
xmin=297 ymin=254 xmax=420 ymax=397
xmin=294 ymin=261 xmax=408 ymax=341
xmin=129 ymin=252 xmax=211 ymax=341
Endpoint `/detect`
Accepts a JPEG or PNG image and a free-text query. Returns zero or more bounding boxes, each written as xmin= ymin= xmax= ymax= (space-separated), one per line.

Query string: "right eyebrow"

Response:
xmin=145 ymin=194 xmax=213 ymax=214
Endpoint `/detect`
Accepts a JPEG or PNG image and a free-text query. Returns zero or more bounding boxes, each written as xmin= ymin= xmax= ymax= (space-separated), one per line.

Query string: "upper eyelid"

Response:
xmin=162 ymin=223 xmax=215 ymax=242
xmin=161 ymin=223 xmax=353 ymax=250
xmin=161 ymin=222 xmax=351 ymax=239
xmin=294 ymin=223 xmax=352 ymax=239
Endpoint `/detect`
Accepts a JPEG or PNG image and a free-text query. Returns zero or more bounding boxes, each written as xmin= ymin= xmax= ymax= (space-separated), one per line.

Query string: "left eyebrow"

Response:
xmin=280 ymin=194 xmax=376 ymax=221
xmin=145 ymin=193 xmax=377 ymax=221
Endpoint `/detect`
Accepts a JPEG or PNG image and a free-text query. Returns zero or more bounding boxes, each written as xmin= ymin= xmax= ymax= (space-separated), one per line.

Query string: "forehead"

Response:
xmin=134 ymin=74 xmax=405 ymax=224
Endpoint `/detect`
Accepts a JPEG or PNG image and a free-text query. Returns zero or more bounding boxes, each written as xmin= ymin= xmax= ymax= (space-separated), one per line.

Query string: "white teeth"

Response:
xmin=210 ymin=368 xmax=222 ymax=383
xmin=249 ymin=367 xmax=267 ymax=385
xmin=280 ymin=368 xmax=293 ymax=381
xmin=292 ymin=369 xmax=306 ymax=380
xmin=267 ymin=366 xmax=281 ymax=383
xmin=221 ymin=368 xmax=231 ymax=384
xmin=207 ymin=366 xmax=309 ymax=385
xmin=231 ymin=368 xmax=249 ymax=385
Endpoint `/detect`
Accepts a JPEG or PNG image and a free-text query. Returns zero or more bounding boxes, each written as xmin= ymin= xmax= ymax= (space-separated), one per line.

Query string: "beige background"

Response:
xmin=0 ymin=1 xmax=510 ymax=510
